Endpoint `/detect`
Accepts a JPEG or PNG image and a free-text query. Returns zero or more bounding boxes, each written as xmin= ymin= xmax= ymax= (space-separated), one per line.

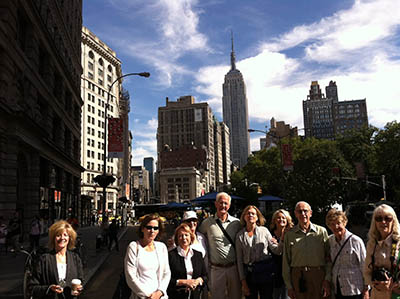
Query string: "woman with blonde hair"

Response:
xmin=125 ymin=214 xmax=170 ymax=299
xmin=269 ymin=209 xmax=293 ymax=299
xmin=28 ymin=220 xmax=84 ymax=298
xmin=167 ymin=223 xmax=207 ymax=299
xmin=236 ymin=205 xmax=283 ymax=299
xmin=326 ymin=208 xmax=368 ymax=299
xmin=364 ymin=204 xmax=400 ymax=299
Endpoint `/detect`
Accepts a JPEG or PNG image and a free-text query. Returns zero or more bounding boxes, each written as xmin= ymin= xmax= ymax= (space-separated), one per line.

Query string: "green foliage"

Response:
xmin=374 ymin=121 xmax=400 ymax=200
xmin=230 ymin=122 xmax=400 ymax=220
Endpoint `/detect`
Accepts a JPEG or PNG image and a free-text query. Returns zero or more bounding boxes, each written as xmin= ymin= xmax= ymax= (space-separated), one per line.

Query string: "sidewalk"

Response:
xmin=0 ymin=225 xmax=128 ymax=298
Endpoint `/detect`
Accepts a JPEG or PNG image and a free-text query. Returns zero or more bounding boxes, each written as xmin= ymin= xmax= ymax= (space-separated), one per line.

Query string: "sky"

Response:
xmin=83 ymin=0 xmax=400 ymax=166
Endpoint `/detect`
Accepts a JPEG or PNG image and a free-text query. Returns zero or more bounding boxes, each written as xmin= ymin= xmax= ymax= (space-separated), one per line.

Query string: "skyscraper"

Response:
xmin=222 ymin=34 xmax=250 ymax=168
xmin=143 ymin=157 xmax=154 ymax=196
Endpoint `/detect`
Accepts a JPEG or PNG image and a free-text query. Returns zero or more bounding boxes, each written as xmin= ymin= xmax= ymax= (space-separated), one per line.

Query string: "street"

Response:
xmin=80 ymin=225 xmax=137 ymax=298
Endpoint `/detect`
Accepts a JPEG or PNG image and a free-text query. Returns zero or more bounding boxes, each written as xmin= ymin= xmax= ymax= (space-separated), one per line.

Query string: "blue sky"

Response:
xmin=83 ymin=0 xmax=400 ymax=165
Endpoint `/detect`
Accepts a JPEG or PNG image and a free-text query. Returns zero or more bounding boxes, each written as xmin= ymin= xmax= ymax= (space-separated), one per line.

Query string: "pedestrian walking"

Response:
xmin=108 ymin=218 xmax=119 ymax=251
xmin=7 ymin=211 xmax=22 ymax=252
xmin=30 ymin=215 xmax=41 ymax=251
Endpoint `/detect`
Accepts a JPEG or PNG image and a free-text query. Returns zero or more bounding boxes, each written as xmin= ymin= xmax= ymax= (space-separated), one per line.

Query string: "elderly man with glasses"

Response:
xmin=282 ymin=201 xmax=331 ymax=299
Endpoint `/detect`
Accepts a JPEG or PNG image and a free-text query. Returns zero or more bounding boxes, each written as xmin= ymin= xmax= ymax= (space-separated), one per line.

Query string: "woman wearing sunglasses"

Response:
xmin=125 ymin=214 xmax=171 ymax=299
xmin=364 ymin=204 xmax=400 ymax=299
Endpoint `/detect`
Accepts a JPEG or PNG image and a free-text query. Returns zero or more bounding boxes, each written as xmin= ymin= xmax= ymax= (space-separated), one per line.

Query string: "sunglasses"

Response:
xmin=375 ymin=216 xmax=393 ymax=223
xmin=145 ymin=225 xmax=159 ymax=231
xmin=185 ymin=219 xmax=198 ymax=224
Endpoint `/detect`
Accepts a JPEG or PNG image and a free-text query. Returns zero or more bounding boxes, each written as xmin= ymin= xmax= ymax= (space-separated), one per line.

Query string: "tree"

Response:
xmin=283 ymin=137 xmax=352 ymax=222
xmin=374 ymin=121 xmax=400 ymax=201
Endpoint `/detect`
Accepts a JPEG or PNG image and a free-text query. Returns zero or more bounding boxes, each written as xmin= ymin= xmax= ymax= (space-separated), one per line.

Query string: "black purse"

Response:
xmin=112 ymin=271 xmax=132 ymax=299
xmin=247 ymin=257 xmax=277 ymax=284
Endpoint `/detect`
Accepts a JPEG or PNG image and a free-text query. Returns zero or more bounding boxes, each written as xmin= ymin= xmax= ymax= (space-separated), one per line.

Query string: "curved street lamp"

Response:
xmin=94 ymin=72 xmax=150 ymax=217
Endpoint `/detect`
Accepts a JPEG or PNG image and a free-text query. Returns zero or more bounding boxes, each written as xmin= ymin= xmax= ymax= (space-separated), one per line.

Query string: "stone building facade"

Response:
xmin=0 ymin=1 xmax=83 ymax=230
xmin=80 ymin=26 xmax=123 ymax=217
xmin=303 ymin=81 xmax=368 ymax=139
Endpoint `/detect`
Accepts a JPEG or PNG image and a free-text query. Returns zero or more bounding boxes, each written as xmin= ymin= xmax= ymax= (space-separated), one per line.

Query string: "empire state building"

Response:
xmin=222 ymin=35 xmax=250 ymax=168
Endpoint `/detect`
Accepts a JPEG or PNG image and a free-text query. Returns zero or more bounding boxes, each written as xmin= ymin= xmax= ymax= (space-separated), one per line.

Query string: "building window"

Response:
xmin=88 ymin=61 xmax=93 ymax=70
xmin=98 ymin=68 xmax=103 ymax=76
xmin=98 ymin=79 xmax=103 ymax=86
xmin=88 ymin=72 xmax=94 ymax=80
xmin=88 ymin=51 xmax=94 ymax=59
xmin=107 ymin=75 xmax=112 ymax=82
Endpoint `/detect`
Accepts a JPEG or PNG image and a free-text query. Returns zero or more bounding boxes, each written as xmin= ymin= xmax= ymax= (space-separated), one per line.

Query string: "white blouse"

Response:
xmin=137 ymin=246 xmax=159 ymax=296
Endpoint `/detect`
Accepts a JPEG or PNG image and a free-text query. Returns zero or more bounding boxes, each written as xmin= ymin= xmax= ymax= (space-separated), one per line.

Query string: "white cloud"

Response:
xmin=130 ymin=118 xmax=158 ymax=166
xmin=131 ymin=147 xmax=154 ymax=166
xmin=263 ymin=0 xmax=400 ymax=63
xmin=109 ymin=0 xmax=210 ymax=88
xmin=194 ymin=0 xmax=400 ymax=144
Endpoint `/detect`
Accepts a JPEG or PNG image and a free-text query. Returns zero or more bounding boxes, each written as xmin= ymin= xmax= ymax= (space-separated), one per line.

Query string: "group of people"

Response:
xmin=125 ymin=192 xmax=400 ymax=299
xmin=20 ymin=191 xmax=400 ymax=299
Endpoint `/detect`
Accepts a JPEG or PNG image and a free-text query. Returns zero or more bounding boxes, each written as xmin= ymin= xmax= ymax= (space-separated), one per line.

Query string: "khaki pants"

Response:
xmin=291 ymin=267 xmax=325 ymax=299
xmin=210 ymin=264 xmax=241 ymax=299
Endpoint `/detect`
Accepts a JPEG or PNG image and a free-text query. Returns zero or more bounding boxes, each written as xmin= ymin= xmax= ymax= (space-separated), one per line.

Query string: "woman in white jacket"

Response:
xmin=125 ymin=214 xmax=171 ymax=299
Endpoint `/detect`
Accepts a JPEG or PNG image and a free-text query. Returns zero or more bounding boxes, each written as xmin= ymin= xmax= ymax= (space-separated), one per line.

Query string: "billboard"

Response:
xmin=108 ymin=117 xmax=124 ymax=158
xmin=282 ymin=144 xmax=294 ymax=171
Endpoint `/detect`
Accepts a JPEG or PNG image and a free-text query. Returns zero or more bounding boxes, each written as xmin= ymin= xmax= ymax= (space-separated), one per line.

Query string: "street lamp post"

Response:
xmin=94 ymin=72 xmax=150 ymax=218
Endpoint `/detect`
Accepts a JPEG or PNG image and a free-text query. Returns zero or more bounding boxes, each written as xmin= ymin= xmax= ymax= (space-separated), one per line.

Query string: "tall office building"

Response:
xmin=222 ymin=35 xmax=250 ymax=168
xmin=81 ymin=26 xmax=122 ymax=216
xmin=143 ymin=157 xmax=154 ymax=196
xmin=303 ymin=81 xmax=368 ymax=139
xmin=303 ymin=81 xmax=335 ymax=139
xmin=157 ymin=96 xmax=217 ymax=202
xmin=131 ymin=166 xmax=150 ymax=204
xmin=0 ymin=1 xmax=83 ymax=227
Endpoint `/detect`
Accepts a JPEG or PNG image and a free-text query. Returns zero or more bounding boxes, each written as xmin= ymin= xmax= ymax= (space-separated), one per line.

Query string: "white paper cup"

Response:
xmin=71 ymin=279 xmax=81 ymax=295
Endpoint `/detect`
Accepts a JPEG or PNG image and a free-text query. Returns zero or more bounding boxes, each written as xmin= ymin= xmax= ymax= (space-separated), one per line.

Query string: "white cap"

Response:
xmin=182 ymin=211 xmax=198 ymax=222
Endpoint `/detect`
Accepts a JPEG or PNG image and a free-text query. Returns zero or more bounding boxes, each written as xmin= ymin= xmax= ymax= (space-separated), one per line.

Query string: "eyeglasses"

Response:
xmin=375 ymin=215 xmax=393 ymax=223
xmin=145 ymin=225 xmax=159 ymax=231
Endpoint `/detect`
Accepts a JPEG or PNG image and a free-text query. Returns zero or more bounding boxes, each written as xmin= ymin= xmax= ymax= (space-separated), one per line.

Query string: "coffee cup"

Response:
xmin=71 ymin=279 xmax=81 ymax=295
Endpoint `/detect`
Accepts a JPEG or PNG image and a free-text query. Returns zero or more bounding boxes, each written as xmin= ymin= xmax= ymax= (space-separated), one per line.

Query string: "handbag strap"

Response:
xmin=332 ymin=234 xmax=352 ymax=268
xmin=216 ymin=218 xmax=235 ymax=249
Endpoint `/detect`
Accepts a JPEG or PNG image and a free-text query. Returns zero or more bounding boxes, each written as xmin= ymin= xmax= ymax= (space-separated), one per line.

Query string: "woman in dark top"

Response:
xmin=168 ymin=223 xmax=207 ymax=299
xmin=270 ymin=209 xmax=293 ymax=299
xmin=28 ymin=220 xmax=84 ymax=299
